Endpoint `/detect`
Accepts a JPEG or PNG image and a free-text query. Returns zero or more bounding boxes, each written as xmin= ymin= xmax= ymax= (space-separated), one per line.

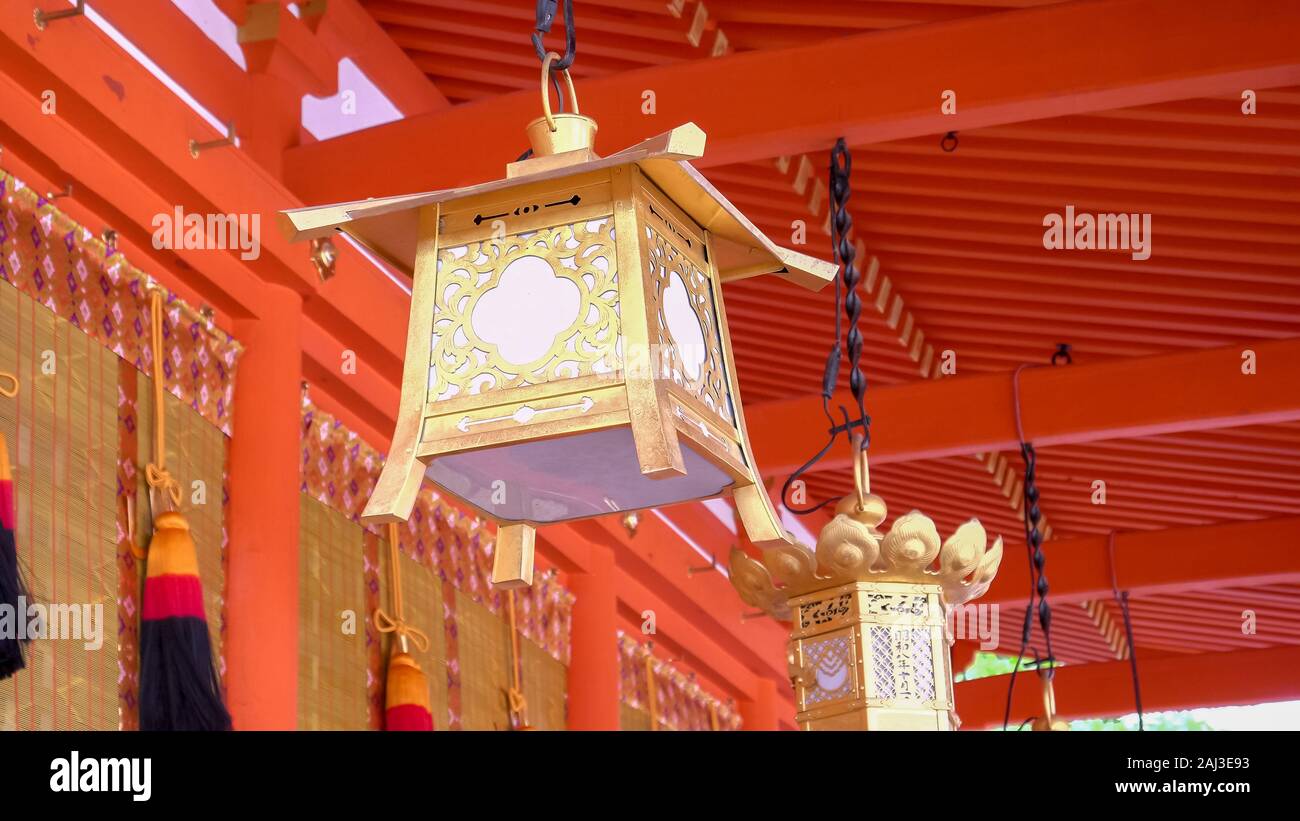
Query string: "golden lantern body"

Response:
xmin=730 ymin=479 xmax=1003 ymax=730
xmin=281 ymin=119 xmax=835 ymax=589
xmin=787 ymin=581 xmax=956 ymax=730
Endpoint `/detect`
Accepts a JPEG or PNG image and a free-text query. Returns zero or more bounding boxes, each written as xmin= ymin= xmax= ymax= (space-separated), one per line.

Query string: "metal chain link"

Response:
xmin=830 ymin=139 xmax=870 ymax=447
xmin=781 ymin=139 xmax=872 ymax=514
xmin=1020 ymin=440 xmax=1054 ymax=665
xmin=518 ymin=0 xmax=577 ymax=162
xmin=532 ymin=0 xmax=575 ymax=70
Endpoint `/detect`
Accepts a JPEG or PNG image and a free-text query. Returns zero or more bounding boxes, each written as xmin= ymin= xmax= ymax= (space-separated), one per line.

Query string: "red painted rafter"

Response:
xmin=985 ymin=516 xmax=1300 ymax=607
xmin=957 ymin=645 xmax=1300 ymax=727
xmin=747 ymin=338 xmax=1300 ymax=475
xmin=286 ymin=0 xmax=1300 ymax=204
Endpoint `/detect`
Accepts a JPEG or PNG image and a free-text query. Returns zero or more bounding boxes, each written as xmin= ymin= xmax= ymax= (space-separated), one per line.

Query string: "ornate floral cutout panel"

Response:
xmin=801 ymin=631 xmax=857 ymax=708
xmin=644 ymin=224 xmax=736 ymax=428
xmin=429 ymin=219 xmax=621 ymax=401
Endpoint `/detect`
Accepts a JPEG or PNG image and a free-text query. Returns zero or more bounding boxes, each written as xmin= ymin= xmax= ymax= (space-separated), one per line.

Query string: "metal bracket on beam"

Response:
xmin=45 ymin=182 xmax=72 ymax=201
xmin=34 ymin=0 xmax=84 ymax=31
xmin=189 ymin=122 xmax=238 ymax=159
xmin=688 ymin=549 xmax=724 ymax=577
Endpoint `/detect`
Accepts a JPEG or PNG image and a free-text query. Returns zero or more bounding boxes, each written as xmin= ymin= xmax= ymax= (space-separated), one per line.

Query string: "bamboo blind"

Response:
xmin=520 ymin=631 xmax=566 ymax=730
xmin=0 ymin=284 xmax=118 ymax=730
xmin=298 ymin=494 xmax=368 ymax=729
xmin=456 ymin=592 xmax=512 ymax=730
xmin=455 ymin=590 xmax=568 ymax=730
xmin=376 ymin=532 xmax=448 ymax=728
xmin=135 ymin=375 xmax=225 ymax=657
xmin=620 ymin=704 xmax=653 ymax=732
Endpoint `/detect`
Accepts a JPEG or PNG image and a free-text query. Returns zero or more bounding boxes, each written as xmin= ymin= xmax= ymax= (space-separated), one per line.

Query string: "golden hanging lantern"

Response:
xmin=729 ymin=443 xmax=1004 ymax=730
xmin=280 ymin=54 xmax=834 ymax=589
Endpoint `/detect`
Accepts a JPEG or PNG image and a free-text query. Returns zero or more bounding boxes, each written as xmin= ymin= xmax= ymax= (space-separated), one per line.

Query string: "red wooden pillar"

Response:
xmin=740 ymin=677 xmax=782 ymax=731
xmin=567 ymin=543 xmax=621 ymax=730
xmin=236 ymin=2 xmax=336 ymax=177
xmin=225 ymin=284 xmax=303 ymax=729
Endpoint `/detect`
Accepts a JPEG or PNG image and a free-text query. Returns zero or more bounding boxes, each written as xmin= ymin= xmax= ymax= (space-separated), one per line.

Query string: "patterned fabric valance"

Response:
xmin=617 ymin=632 xmax=742 ymax=730
xmin=300 ymin=393 xmax=574 ymax=665
xmin=0 ymin=171 xmax=242 ymax=435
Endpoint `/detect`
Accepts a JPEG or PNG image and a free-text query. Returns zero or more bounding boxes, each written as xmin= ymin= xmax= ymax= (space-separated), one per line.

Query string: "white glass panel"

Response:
xmin=663 ymin=270 xmax=707 ymax=382
xmin=470 ymin=255 xmax=581 ymax=367
xmin=425 ymin=429 xmax=732 ymax=523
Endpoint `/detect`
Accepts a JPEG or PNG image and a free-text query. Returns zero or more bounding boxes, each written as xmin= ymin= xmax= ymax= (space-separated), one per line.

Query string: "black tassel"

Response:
xmin=0 ymin=524 xmax=28 ymax=681
xmin=139 ymin=616 xmax=231 ymax=731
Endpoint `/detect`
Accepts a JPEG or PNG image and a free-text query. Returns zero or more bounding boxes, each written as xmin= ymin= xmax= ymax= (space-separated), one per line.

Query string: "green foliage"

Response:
xmin=1070 ymin=712 xmax=1212 ymax=731
xmin=954 ymin=651 xmax=1020 ymax=682
xmin=955 ymin=652 xmax=1214 ymax=730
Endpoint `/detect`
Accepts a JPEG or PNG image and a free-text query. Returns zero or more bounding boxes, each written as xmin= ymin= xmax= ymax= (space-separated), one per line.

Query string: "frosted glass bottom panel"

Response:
xmin=426 ymin=427 xmax=732 ymax=522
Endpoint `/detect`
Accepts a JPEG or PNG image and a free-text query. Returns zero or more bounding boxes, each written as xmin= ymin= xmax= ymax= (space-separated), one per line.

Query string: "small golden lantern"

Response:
xmin=730 ymin=446 xmax=1003 ymax=730
xmin=280 ymin=56 xmax=834 ymax=588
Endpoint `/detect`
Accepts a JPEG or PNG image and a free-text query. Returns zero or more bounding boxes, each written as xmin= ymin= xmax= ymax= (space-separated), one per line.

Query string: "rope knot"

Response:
xmin=373 ymin=607 xmax=431 ymax=654
xmin=145 ymin=463 xmax=183 ymax=508
xmin=507 ymin=687 xmax=528 ymax=716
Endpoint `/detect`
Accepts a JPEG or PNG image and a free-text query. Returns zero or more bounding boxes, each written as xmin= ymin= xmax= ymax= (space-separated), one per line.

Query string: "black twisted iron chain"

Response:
xmin=1004 ymin=351 xmax=1070 ymax=729
xmin=1020 ymin=441 xmax=1055 ymax=665
xmin=830 ymin=139 xmax=870 ymax=446
xmin=518 ymin=0 xmax=577 ymax=162
xmin=532 ymin=0 xmax=576 ymax=70
xmin=781 ymin=139 xmax=872 ymax=514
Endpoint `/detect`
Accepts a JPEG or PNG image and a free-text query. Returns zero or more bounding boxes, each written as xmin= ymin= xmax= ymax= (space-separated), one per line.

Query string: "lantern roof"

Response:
xmin=278 ymin=123 xmax=837 ymax=291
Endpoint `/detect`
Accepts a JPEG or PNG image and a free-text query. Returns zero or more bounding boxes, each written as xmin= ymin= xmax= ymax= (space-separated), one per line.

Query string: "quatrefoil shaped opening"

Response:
xmin=663 ymin=270 xmax=708 ymax=383
xmin=472 ymin=254 xmax=581 ymax=367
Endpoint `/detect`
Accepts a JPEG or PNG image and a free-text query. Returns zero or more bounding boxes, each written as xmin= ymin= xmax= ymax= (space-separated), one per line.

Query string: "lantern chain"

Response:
xmin=518 ymin=0 xmax=577 ymax=162
xmin=830 ymin=138 xmax=870 ymax=447
xmin=1004 ymin=352 xmax=1070 ymax=729
xmin=1020 ymin=439 xmax=1054 ymax=664
xmin=532 ymin=0 xmax=575 ymax=113
xmin=781 ymin=138 xmax=872 ymax=515
xmin=532 ymin=0 xmax=575 ymax=70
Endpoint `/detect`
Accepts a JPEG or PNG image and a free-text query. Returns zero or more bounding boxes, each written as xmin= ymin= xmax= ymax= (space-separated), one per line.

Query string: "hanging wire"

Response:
xmin=1108 ymin=530 xmax=1144 ymax=730
xmin=781 ymin=138 xmax=872 ymax=514
xmin=1002 ymin=347 xmax=1069 ymax=729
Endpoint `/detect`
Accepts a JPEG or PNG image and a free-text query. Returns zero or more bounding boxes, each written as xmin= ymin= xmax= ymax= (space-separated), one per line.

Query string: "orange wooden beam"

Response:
xmin=614 ymin=568 xmax=760 ymax=703
xmin=226 ymin=284 xmax=304 ymax=729
xmin=553 ymin=507 xmax=794 ymax=694
xmin=985 ymin=516 xmax=1300 ymax=607
xmin=283 ymin=0 xmax=1300 ymax=204
xmin=91 ymin=0 xmax=251 ymax=127
xmin=0 ymin=43 xmax=264 ymax=322
xmin=747 ymin=338 xmax=1300 ymax=476
xmin=0 ymin=3 xmax=410 ymax=428
xmin=957 ymin=645 xmax=1300 ymax=728
xmin=565 ymin=540 xmax=622 ymax=730
xmin=309 ymin=0 xmax=450 ymax=114
xmin=536 ymin=513 xmax=797 ymax=718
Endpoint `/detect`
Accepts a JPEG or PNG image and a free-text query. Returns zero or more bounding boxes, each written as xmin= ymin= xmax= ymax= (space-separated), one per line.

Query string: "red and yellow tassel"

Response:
xmin=384 ymin=651 xmax=433 ymax=731
xmin=375 ymin=523 xmax=433 ymax=731
xmin=0 ymin=431 xmax=30 ymax=680
xmin=137 ymin=287 xmax=230 ymax=730
xmin=138 ymin=510 xmax=231 ymax=730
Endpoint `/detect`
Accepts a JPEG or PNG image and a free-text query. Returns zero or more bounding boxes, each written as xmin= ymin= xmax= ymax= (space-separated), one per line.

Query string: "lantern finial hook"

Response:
xmin=524 ymin=51 xmax=597 ymax=157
